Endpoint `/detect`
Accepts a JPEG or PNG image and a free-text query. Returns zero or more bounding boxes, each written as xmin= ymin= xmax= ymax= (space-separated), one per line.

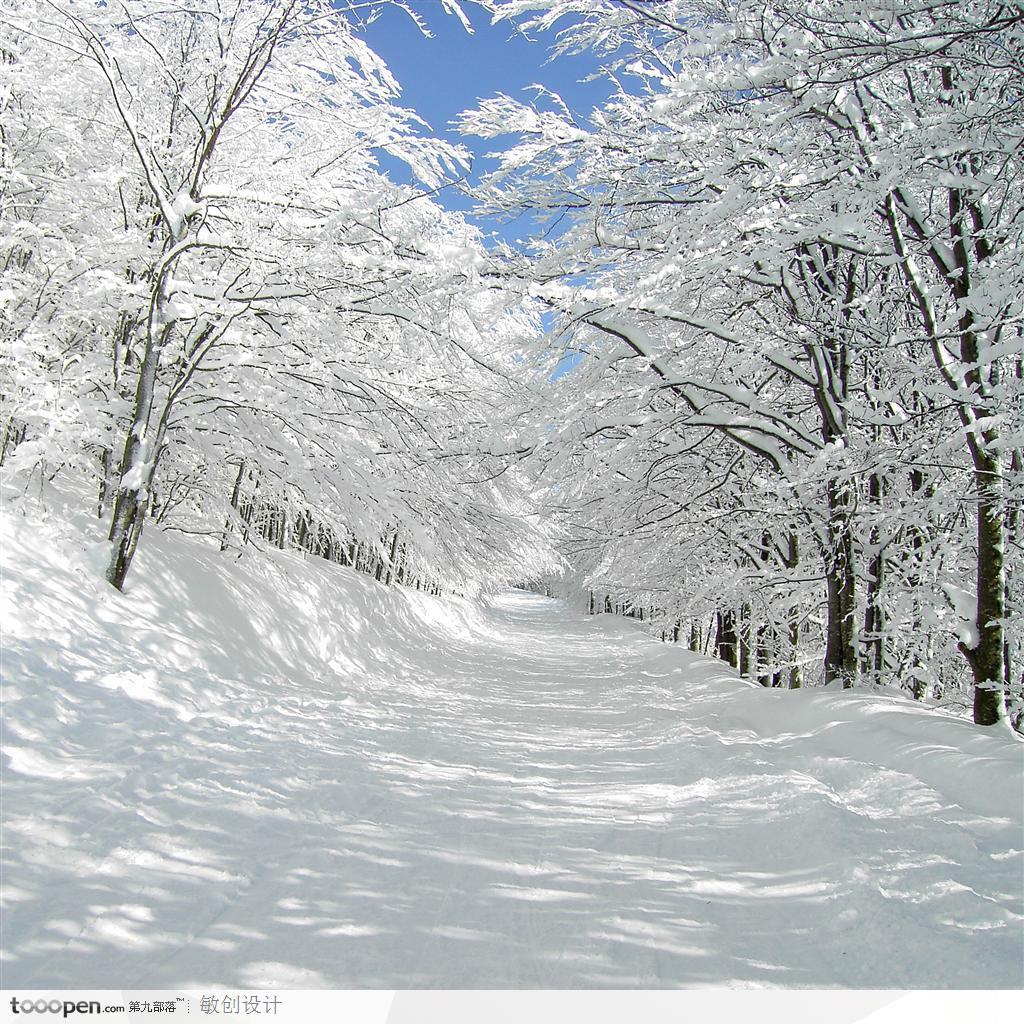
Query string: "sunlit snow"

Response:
xmin=2 ymin=503 xmax=1021 ymax=988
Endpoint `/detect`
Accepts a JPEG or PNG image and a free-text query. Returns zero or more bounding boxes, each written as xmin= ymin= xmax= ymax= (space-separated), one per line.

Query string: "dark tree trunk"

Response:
xmin=963 ymin=454 xmax=1007 ymax=725
xmin=824 ymin=477 xmax=858 ymax=688
xmin=1007 ymin=382 xmax=1021 ymax=718
xmin=716 ymin=608 xmax=738 ymax=669
xmin=861 ymin=469 xmax=886 ymax=684
xmin=785 ymin=532 xmax=803 ymax=688
xmin=384 ymin=530 xmax=400 ymax=586
xmin=757 ymin=621 xmax=775 ymax=687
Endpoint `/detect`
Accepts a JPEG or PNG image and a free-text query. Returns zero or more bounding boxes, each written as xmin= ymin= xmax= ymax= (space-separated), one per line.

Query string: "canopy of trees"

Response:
xmin=2 ymin=0 xmax=1020 ymax=727
xmin=1 ymin=0 xmax=556 ymax=594
xmin=462 ymin=0 xmax=1024 ymax=726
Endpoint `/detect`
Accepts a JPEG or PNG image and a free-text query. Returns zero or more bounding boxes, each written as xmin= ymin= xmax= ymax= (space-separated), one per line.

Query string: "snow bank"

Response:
xmin=2 ymin=497 xmax=495 ymax=713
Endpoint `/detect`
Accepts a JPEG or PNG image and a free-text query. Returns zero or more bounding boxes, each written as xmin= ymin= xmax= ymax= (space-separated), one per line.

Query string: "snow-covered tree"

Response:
xmin=1 ymin=0 xmax=556 ymax=594
xmin=465 ymin=0 xmax=1023 ymax=724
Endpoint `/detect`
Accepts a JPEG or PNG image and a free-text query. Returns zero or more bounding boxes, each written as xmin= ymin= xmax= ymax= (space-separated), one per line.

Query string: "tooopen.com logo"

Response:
xmin=9 ymin=999 xmax=118 ymax=1018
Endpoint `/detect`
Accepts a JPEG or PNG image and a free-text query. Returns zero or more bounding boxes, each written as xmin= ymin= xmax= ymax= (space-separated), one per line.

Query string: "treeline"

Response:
xmin=222 ymin=462 xmax=451 ymax=597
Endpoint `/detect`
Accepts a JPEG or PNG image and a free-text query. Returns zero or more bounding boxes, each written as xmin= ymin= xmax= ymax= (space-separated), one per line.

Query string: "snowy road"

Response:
xmin=3 ymin=529 xmax=1024 ymax=989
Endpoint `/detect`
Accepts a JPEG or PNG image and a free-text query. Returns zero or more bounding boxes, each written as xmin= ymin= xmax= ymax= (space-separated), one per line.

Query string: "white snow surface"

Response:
xmin=2 ymin=504 xmax=1023 ymax=989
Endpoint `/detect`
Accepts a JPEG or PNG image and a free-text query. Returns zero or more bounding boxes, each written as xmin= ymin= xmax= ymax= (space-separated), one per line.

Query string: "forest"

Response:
xmin=3 ymin=0 xmax=1024 ymax=1000
xmin=1 ymin=0 xmax=1021 ymax=726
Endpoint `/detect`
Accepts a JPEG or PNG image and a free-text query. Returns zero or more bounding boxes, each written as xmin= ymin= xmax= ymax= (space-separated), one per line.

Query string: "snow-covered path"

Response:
xmin=3 ymin=521 xmax=1023 ymax=989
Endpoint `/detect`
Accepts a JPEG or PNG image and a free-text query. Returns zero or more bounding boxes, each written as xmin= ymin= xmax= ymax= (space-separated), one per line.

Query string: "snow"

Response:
xmin=940 ymin=581 xmax=980 ymax=650
xmin=2 ymin=502 xmax=1022 ymax=989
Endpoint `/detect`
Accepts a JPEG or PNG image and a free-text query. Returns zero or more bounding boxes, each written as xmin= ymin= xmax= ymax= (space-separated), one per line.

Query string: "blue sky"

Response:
xmin=361 ymin=2 xmax=611 ymax=235
xmin=360 ymin=3 xmax=603 ymax=379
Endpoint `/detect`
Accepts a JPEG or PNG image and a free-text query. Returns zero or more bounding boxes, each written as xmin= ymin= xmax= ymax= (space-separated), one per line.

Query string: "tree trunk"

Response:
xmin=97 ymin=447 xmax=113 ymax=519
xmin=104 ymin=319 xmax=172 ymax=590
xmin=824 ymin=478 xmax=858 ymax=687
xmin=963 ymin=453 xmax=1006 ymax=725
xmin=294 ymin=512 xmax=309 ymax=552
xmin=886 ymin=165 xmax=1008 ymax=723
xmin=861 ymin=469 xmax=886 ymax=685
xmin=384 ymin=530 xmax=400 ymax=586
xmin=757 ymin=620 xmax=775 ymax=687
xmin=716 ymin=608 xmax=738 ymax=668
xmin=785 ymin=532 xmax=803 ymax=688
xmin=738 ymin=603 xmax=753 ymax=680
xmin=220 ymin=461 xmax=246 ymax=552
xmin=1007 ymin=373 xmax=1022 ymax=723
